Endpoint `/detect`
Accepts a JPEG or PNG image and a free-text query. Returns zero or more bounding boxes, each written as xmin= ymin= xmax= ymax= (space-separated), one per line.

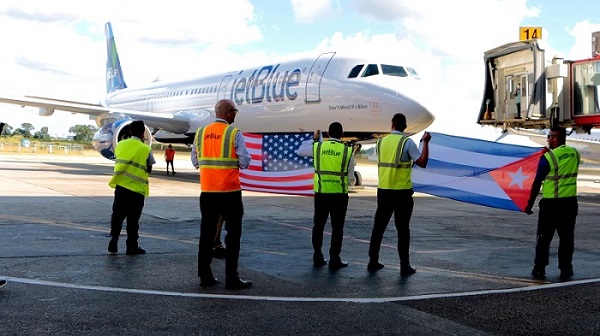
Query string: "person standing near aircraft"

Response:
xmin=515 ymin=83 xmax=522 ymax=119
xmin=108 ymin=120 xmax=155 ymax=255
xmin=525 ymin=127 xmax=580 ymax=281
xmin=192 ymin=99 xmax=252 ymax=290
xmin=296 ymin=122 xmax=355 ymax=270
xmin=367 ymin=113 xmax=430 ymax=276
xmin=165 ymin=144 xmax=176 ymax=175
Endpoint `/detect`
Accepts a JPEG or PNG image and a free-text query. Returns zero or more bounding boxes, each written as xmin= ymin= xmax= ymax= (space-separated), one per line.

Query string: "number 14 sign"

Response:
xmin=520 ymin=27 xmax=542 ymax=41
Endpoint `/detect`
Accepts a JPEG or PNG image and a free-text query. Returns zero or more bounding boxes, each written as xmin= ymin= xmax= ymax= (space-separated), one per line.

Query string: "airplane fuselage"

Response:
xmin=103 ymin=52 xmax=434 ymax=141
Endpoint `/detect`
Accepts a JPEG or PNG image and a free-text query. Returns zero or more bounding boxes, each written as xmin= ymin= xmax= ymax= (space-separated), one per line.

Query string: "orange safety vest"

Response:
xmin=165 ymin=148 xmax=175 ymax=161
xmin=195 ymin=122 xmax=241 ymax=192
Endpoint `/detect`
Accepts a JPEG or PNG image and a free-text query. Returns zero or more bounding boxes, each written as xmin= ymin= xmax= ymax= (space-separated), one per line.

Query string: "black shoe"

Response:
xmin=213 ymin=246 xmax=227 ymax=259
xmin=108 ymin=239 xmax=118 ymax=254
xmin=225 ymin=278 xmax=252 ymax=290
xmin=559 ymin=269 xmax=574 ymax=281
xmin=367 ymin=262 xmax=384 ymax=272
xmin=172 ymin=172 xmax=176 ymax=175
xmin=400 ymin=265 xmax=417 ymax=276
xmin=126 ymin=247 xmax=146 ymax=255
xmin=328 ymin=260 xmax=349 ymax=270
xmin=531 ymin=267 xmax=546 ymax=280
xmin=313 ymin=257 xmax=327 ymax=268
xmin=0 ymin=279 xmax=6 ymax=288
xmin=200 ymin=277 xmax=218 ymax=287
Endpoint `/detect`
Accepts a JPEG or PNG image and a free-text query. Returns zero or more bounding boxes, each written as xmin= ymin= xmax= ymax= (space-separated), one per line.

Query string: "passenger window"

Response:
xmin=362 ymin=64 xmax=379 ymax=77
xmin=348 ymin=65 xmax=364 ymax=78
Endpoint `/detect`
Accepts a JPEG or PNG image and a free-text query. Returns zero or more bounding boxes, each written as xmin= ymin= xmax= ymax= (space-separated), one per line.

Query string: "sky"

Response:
xmin=0 ymin=0 xmax=599 ymax=141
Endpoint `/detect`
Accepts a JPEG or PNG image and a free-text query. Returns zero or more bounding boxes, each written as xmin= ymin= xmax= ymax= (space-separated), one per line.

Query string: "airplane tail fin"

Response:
xmin=105 ymin=22 xmax=127 ymax=93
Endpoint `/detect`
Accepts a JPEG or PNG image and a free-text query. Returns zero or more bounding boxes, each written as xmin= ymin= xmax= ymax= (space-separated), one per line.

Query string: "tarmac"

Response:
xmin=1 ymin=153 xmax=600 ymax=335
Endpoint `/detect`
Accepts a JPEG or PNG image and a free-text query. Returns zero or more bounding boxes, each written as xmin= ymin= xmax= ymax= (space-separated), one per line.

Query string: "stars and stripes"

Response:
xmin=240 ymin=132 xmax=315 ymax=195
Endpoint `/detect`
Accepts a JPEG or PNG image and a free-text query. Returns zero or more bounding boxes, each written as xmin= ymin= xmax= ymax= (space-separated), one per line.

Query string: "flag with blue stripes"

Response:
xmin=412 ymin=132 xmax=546 ymax=211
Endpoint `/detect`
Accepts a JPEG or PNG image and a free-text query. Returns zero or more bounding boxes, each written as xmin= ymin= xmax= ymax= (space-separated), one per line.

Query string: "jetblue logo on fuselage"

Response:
xmin=229 ymin=64 xmax=301 ymax=106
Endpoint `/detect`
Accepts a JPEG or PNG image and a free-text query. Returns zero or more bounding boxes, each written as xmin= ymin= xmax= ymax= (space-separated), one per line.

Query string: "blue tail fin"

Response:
xmin=105 ymin=22 xmax=127 ymax=93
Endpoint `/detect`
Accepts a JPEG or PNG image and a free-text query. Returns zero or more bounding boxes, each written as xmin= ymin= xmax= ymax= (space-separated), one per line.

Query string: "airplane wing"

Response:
xmin=508 ymin=128 xmax=600 ymax=164
xmin=0 ymin=95 xmax=192 ymax=133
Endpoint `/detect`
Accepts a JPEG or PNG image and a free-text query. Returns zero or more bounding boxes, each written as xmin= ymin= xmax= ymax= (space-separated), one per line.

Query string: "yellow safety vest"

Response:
xmin=377 ymin=134 xmax=413 ymax=190
xmin=195 ymin=122 xmax=241 ymax=192
xmin=542 ymin=145 xmax=579 ymax=198
xmin=312 ymin=140 xmax=352 ymax=193
xmin=108 ymin=138 xmax=151 ymax=197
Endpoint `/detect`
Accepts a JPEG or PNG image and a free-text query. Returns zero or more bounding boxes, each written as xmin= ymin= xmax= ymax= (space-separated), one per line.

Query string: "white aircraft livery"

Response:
xmin=0 ymin=22 xmax=435 ymax=160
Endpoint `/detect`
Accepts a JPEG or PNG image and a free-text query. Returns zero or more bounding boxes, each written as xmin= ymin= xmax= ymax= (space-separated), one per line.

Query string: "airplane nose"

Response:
xmin=396 ymin=91 xmax=435 ymax=134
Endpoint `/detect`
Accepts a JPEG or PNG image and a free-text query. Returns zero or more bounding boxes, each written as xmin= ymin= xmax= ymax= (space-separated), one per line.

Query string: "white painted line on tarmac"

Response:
xmin=4 ymin=275 xmax=600 ymax=303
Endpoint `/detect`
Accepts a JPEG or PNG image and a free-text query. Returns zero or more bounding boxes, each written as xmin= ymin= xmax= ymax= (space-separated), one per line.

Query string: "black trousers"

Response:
xmin=312 ymin=193 xmax=349 ymax=262
xmin=368 ymin=189 xmax=414 ymax=266
xmin=110 ymin=185 xmax=145 ymax=249
xmin=166 ymin=160 xmax=174 ymax=173
xmin=535 ymin=197 xmax=578 ymax=271
xmin=198 ymin=191 xmax=243 ymax=281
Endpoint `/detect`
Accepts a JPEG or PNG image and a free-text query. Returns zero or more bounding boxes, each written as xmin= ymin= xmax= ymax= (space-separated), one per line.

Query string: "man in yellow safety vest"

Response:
xmin=296 ymin=122 xmax=355 ymax=270
xmin=108 ymin=120 xmax=155 ymax=255
xmin=525 ymin=127 xmax=580 ymax=281
xmin=367 ymin=113 xmax=431 ymax=277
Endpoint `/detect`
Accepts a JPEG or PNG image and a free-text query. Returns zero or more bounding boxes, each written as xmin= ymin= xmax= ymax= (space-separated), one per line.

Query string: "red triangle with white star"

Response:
xmin=489 ymin=149 xmax=547 ymax=211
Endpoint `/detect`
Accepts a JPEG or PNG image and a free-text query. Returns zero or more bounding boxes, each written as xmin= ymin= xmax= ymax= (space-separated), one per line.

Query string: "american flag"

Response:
xmin=240 ymin=132 xmax=315 ymax=195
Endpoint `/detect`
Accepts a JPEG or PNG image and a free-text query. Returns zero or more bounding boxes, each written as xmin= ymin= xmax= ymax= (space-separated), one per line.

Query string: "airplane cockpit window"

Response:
xmin=381 ymin=64 xmax=408 ymax=77
xmin=348 ymin=64 xmax=364 ymax=78
xmin=362 ymin=64 xmax=379 ymax=77
xmin=406 ymin=67 xmax=420 ymax=79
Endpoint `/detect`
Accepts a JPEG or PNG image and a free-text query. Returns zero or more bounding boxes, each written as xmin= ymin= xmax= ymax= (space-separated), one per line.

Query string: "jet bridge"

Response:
xmin=478 ymin=39 xmax=600 ymax=132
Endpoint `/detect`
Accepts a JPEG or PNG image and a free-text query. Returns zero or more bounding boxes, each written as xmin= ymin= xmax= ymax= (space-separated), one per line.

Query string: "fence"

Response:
xmin=0 ymin=142 xmax=85 ymax=154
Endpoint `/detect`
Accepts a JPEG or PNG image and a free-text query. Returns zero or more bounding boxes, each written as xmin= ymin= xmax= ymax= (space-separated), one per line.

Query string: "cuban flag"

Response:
xmin=412 ymin=132 xmax=547 ymax=212
xmin=240 ymin=132 xmax=315 ymax=195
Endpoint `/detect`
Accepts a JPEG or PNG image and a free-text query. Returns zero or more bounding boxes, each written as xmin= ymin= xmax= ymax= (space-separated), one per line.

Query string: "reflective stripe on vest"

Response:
xmin=195 ymin=122 xmax=241 ymax=192
xmin=108 ymin=138 xmax=151 ymax=197
xmin=377 ymin=134 xmax=412 ymax=189
xmin=542 ymin=145 xmax=579 ymax=198
xmin=312 ymin=141 xmax=352 ymax=193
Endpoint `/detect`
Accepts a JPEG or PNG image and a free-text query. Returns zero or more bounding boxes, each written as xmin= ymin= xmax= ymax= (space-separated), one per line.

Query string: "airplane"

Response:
xmin=505 ymin=128 xmax=600 ymax=164
xmin=0 ymin=22 xmax=435 ymax=178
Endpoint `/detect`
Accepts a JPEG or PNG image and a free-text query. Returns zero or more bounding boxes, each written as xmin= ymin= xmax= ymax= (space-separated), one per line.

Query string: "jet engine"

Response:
xmin=92 ymin=118 xmax=152 ymax=160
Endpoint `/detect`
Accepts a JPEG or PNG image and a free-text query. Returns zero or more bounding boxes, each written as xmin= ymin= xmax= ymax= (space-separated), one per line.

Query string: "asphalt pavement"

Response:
xmin=1 ymin=153 xmax=599 ymax=335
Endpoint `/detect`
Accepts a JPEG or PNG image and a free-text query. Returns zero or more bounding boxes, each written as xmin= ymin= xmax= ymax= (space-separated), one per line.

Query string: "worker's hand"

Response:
xmin=420 ymin=131 xmax=431 ymax=143
xmin=313 ymin=130 xmax=321 ymax=141
xmin=524 ymin=205 xmax=534 ymax=215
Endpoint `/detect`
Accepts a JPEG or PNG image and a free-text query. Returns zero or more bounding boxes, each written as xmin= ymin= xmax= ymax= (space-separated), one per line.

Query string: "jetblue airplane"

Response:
xmin=0 ymin=22 xmax=434 ymax=161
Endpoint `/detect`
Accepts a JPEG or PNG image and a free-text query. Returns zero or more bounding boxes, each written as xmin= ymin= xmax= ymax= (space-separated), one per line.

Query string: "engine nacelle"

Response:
xmin=92 ymin=118 xmax=152 ymax=160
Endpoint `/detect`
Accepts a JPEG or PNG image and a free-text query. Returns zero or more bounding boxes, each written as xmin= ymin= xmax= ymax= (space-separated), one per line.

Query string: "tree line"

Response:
xmin=0 ymin=122 xmax=97 ymax=142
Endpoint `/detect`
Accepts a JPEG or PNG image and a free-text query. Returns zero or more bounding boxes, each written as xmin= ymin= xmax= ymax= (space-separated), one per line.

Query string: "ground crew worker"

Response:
xmin=191 ymin=99 xmax=252 ymax=290
xmin=165 ymin=144 xmax=176 ymax=175
xmin=525 ymin=127 xmax=580 ymax=281
xmin=296 ymin=122 xmax=355 ymax=270
xmin=108 ymin=120 xmax=155 ymax=255
xmin=367 ymin=113 xmax=430 ymax=276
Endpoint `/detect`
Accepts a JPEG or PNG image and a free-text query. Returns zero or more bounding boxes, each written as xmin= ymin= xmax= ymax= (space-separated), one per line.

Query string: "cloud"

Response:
xmin=290 ymin=0 xmax=335 ymax=24
xmin=566 ymin=20 xmax=600 ymax=59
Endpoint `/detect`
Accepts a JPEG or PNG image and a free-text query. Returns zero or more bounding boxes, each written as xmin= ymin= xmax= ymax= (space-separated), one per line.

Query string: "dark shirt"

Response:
xmin=533 ymin=155 xmax=550 ymax=183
